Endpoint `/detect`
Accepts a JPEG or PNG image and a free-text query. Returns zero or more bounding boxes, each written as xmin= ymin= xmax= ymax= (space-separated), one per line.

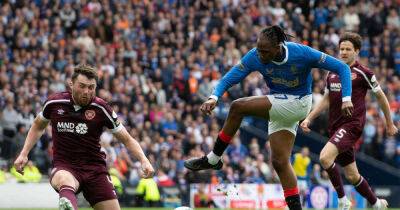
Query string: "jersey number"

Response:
xmin=334 ymin=129 xmax=347 ymax=142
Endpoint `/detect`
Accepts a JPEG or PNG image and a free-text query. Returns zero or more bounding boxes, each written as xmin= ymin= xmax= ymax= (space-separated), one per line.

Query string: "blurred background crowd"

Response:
xmin=0 ymin=0 xmax=399 ymax=206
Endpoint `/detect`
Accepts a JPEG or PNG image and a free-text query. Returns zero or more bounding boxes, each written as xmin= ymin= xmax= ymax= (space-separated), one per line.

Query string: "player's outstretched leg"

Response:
xmin=270 ymin=130 xmax=302 ymax=210
xmin=59 ymin=185 xmax=78 ymax=210
xmin=184 ymin=96 xmax=270 ymax=171
xmin=342 ymin=163 xmax=388 ymax=210
xmin=320 ymin=142 xmax=351 ymax=210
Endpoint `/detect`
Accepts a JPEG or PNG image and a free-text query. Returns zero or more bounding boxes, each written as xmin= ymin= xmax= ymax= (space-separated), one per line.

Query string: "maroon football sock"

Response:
xmin=59 ymin=185 xmax=78 ymax=210
xmin=325 ymin=163 xmax=345 ymax=198
xmin=354 ymin=176 xmax=377 ymax=205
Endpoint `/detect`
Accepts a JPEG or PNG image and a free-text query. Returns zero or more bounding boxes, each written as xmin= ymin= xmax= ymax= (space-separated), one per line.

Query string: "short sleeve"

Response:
xmin=93 ymin=102 xmax=123 ymax=133
xmin=353 ymin=67 xmax=381 ymax=93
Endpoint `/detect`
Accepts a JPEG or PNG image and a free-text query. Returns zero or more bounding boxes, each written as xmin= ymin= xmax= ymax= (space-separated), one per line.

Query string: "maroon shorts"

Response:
xmin=50 ymin=164 xmax=117 ymax=206
xmin=329 ymin=122 xmax=362 ymax=167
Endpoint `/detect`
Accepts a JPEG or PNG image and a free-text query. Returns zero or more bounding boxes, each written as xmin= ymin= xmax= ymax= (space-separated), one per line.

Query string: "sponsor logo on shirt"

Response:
xmin=330 ymin=83 xmax=341 ymax=92
xmin=271 ymin=77 xmax=299 ymax=87
xmin=57 ymin=122 xmax=88 ymax=134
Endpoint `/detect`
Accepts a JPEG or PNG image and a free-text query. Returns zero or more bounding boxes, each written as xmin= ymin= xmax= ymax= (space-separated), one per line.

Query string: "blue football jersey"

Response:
xmin=212 ymin=42 xmax=352 ymax=101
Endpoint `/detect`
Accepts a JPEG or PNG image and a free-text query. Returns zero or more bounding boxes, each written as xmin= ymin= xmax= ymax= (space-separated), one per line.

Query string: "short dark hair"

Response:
xmin=260 ymin=25 xmax=290 ymax=45
xmin=72 ymin=64 xmax=98 ymax=82
xmin=339 ymin=32 xmax=362 ymax=51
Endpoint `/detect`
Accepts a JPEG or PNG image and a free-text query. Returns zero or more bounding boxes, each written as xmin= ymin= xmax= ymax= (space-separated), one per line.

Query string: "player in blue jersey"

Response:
xmin=184 ymin=25 xmax=354 ymax=210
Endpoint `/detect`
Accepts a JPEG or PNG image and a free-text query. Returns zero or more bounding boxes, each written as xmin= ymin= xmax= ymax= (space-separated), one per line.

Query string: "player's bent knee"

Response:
xmin=319 ymin=154 xmax=333 ymax=169
xmin=52 ymin=171 xmax=77 ymax=190
xmin=230 ymin=99 xmax=245 ymax=113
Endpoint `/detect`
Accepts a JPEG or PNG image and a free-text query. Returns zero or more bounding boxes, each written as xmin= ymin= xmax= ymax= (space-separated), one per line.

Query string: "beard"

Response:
xmin=72 ymin=91 xmax=93 ymax=106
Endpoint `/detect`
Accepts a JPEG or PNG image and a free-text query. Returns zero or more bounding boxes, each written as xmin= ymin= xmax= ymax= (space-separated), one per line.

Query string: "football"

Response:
xmin=174 ymin=207 xmax=193 ymax=210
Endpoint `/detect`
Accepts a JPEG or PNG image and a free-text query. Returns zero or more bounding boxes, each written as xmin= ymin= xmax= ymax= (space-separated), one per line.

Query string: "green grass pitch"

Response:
xmin=2 ymin=208 xmax=400 ymax=210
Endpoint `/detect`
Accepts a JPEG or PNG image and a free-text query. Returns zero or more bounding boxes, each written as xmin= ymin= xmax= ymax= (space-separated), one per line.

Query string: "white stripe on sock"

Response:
xmin=355 ymin=176 xmax=364 ymax=187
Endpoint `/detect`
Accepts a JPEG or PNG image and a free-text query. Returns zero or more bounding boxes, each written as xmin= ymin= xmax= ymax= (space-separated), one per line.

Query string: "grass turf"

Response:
xmin=4 ymin=208 xmax=400 ymax=210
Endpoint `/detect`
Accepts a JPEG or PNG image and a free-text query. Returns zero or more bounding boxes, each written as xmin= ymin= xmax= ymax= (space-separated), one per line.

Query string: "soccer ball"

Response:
xmin=174 ymin=207 xmax=193 ymax=210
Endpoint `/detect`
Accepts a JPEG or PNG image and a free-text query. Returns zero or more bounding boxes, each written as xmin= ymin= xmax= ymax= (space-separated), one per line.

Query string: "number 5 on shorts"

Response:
xmin=334 ymin=128 xmax=347 ymax=142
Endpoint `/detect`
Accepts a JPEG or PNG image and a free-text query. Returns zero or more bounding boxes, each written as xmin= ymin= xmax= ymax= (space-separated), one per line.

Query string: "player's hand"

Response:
xmin=140 ymin=159 xmax=154 ymax=178
xmin=14 ymin=154 xmax=28 ymax=175
xmin=386 ymin=123 xmax=398 ymax=136
xmin=300 ymin=118 xmax=311 ymax=133
xmin=200 ymin=98 xmax=217 ymax=115
xmin=341 ymin=101 xmax=354 ymax=117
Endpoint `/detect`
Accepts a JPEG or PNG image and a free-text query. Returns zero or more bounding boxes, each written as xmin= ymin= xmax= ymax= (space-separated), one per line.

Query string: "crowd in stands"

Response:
xmin=0 ymin=0 xmax=399 ymax=205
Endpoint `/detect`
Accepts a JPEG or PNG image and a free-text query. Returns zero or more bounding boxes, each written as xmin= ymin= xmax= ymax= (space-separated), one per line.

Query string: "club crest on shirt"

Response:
xmin=85 ymin=110 xmax=96 ymax=120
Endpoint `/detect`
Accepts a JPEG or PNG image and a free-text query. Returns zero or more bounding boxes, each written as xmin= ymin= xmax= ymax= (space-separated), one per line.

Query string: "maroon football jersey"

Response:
xmin=326 ymin=61 xmax=380 ymax=135
xmin=40 ymin=92 xmax=122 ymax=167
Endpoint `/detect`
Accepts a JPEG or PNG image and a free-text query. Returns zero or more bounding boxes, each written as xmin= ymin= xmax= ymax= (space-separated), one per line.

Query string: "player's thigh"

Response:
xmin=82 ymin=172 xmax=117 ymax=207
xmin=232 ymin=95 xmax=271 ymax=119
xmin=93 ymin=199 xmax=120 ymax=210
xmin=50 ymin=169 xmax=80 ymax=191
xmin=269 ymin=130 xmax=296 ymax=161
xmin=329 ymin=123 xmax=362 ymax=152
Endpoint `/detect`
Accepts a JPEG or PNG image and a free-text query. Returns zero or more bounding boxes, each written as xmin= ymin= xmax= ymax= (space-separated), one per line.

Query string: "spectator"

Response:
xmin=136 ymin=178 xmax=161 ymax=207
xmin=10 ymin=160 xmax=41 ymax=183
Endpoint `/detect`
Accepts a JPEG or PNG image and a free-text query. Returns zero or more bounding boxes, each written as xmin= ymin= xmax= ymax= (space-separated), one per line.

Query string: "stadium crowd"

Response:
xmin=0 ymin=0 xmax=399 ymax=205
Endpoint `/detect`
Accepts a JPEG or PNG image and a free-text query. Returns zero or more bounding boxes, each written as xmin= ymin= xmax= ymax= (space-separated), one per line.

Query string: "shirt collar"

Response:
xmin=272 ymin=43 xmax=289 ymax=65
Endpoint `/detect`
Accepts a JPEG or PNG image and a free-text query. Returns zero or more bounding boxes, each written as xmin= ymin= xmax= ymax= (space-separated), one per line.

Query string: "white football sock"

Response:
xmin=373 ymin=199 xmax=380 ymax=208
xmin=207 ymin=151 xmax=220 ymax=165
xmin=339 ymin=196 xmax=348 ymax=202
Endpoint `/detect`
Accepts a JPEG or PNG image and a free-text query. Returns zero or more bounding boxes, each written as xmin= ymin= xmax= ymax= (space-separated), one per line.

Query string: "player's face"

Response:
xmin=256 ymin=37 xmax=281 ymax=63
xmin=339 ymin=41 xmax=359 ymax=65
xmin=70 ymin=74 xmax=97 ymax=106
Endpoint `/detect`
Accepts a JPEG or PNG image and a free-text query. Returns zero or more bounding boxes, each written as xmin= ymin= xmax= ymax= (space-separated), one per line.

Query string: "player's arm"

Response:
xmin=210 ymin=63 xmax=252 ymax=100
xmin=113 ymin=127 xmax=154 ymax=178
xmin=360 ymin=70 xmax=398 ymax=136
xmin=375 ymin=89 xmax=398 ymax=136
xmin=201 ymin=49 xmax=255 ymax=114
xmin=301 ymin=91 xmax=330 ymax=133
xmin=306 ymin=46 xmax=354 ymax=116
xmin=14 ymin=114 xmax=49 ymax=174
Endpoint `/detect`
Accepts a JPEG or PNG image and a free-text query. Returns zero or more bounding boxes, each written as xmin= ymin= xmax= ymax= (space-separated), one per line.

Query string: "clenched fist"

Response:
xmin=200 ymin=98 xmax=217 ymax=115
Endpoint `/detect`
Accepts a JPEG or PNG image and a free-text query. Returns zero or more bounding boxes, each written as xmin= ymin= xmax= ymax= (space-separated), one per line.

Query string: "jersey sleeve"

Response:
xmin=354 ymin=68 xmax=381 ymax=93
xmin=305 ymin=46 xmax=352 ymax=101
xmin=100 ymin=103 xmax=124 ymax=133
xmin=39 ymin=95 xmax=59 ymax=121
xmin=39 ymin=102 xmax=51 ymax=121
xmin=211 ymin=49 xmax=256 ymax=100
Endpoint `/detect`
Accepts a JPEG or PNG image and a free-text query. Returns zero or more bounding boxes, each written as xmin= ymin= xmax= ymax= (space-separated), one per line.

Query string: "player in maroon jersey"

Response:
xmin=301 ymin=32 xmax=398 ymax=210
xmin=14 ymin=64 xmax=154 ymax=210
